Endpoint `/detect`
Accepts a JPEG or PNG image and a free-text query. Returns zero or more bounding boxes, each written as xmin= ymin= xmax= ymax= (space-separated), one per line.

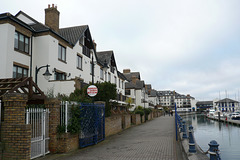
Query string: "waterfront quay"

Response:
xmin=183 ymin=113 xmax=240 ymax=160
xmin=206 ymin=114 xmax=240 ymax=126
xmin=40 ymin=116 xmax=184 ymax=160
xmin=177 ymin=113 xmax=209 ymax=160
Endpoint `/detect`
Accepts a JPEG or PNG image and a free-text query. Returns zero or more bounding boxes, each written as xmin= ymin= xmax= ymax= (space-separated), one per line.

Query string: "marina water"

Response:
xmin=183 ymin=113 xmax=240 ymax=160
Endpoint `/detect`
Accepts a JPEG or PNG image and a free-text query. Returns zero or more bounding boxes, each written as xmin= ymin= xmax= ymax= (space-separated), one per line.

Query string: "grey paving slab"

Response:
xmin=40 ymin=116 xmax=180 ymax=160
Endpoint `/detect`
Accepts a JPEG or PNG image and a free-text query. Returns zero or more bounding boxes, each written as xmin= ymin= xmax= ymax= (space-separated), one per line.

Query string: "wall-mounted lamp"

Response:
xmin=35 ymin=64 xmax=52 ymax=85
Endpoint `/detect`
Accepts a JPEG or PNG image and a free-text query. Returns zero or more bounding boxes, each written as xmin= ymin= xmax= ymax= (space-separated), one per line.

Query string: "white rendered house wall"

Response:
xmin=0 ymin=23 xmax=31 ymax=79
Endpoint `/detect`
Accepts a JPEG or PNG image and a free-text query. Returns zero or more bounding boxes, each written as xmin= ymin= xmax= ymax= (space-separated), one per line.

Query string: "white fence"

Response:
xmin=60 ymin=101 xmax=79 ymax=133
xmin=26 ymin=108 xmax=50 ymax=159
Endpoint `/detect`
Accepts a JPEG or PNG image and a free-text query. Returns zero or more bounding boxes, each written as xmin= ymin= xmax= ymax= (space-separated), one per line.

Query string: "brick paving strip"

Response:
xmin=40 ymin=116 xmax=182 ymax=160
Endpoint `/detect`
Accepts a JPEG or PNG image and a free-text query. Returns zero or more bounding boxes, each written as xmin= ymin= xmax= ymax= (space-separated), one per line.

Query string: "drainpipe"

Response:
xmin=30 ymin=36 xmax=33 ymax=77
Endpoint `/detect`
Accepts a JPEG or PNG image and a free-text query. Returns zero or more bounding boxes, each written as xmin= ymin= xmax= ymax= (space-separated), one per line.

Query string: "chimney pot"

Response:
xmin=123 ymin=69 xmax=131 ymax=73
xmin=132 ymin=76 xmax=137 ymax=84
xmin=45 ymin=4 xmax=60 ymax=32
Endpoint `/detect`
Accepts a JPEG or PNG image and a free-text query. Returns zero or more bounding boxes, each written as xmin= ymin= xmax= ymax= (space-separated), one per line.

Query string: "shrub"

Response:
xmin=67 ymin=105 xmax=82 ymax=134
xmin=134 ymin=110 xmax=145 ymax=116
xmin=144 ymin=108 xmax=152 ymax=115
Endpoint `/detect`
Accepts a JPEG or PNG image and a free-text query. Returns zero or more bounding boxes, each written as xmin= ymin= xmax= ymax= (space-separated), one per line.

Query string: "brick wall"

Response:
xmin=45 ymin=98 xmax=61 ymax=153
xmin=158 ymin=112 xmax=162 ymax=117
xmin=153 ymin=111 xmax=157 ymax=118
xmin=105 ymin=115 xmax=122 ymax=137
xmin=148 ymin=114 xmax=151 ymax=120
xmin=141 ymin=115 xmax=145 ymax=123
xmin=122 ymin=114 xmax=131 ymax=129
xmin=45 ymin=99 xmax=81 ymax=153
xmin=56 ymin=133 xmax=79 ymax=153
xmin=131 ymin=114 xmax=141 ymax=125
xmin=1 ymin=93 xmax=31 ymax=159
xmin=148 ymin=112 xmax=154 ymax=120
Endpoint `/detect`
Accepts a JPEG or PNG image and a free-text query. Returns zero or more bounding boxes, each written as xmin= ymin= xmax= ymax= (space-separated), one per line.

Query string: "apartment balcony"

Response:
xmin=183 ymin=102 xmax=191 ymax=108
xmin=117 ymin=94 xmax=127 ymax=102
xmin=82 ymin=45 xmax=90 ymax=58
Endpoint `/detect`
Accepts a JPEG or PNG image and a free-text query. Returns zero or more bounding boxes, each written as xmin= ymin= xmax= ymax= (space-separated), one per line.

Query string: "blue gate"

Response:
xmin=79 ymin=103 xmax=105 ymax=148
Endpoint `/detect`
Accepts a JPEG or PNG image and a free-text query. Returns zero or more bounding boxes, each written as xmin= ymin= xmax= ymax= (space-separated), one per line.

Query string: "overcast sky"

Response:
xmin=1 ymin=0 xmax=240 ymax=101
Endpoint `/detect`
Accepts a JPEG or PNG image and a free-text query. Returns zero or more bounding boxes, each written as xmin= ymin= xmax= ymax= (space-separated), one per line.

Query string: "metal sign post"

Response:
xmin=87 ymin=85 xmax=98 ymax=104
xmin=175 ymin=103 xmax=178 ymax=141
xmin=87 ymin=85 xmax=98 ymax=97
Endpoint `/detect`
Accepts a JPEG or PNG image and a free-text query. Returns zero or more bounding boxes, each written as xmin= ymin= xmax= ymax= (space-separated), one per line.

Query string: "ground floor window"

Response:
xmin=13 ymin=65 xmax=28 ymax=78
xmin=54 ymin=72 xmax=66 ymax=80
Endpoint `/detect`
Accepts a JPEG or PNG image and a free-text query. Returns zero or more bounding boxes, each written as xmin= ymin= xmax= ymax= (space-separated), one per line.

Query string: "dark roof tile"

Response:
xmin=96 ymin=51 xmax=113 ymax=66
xmin=215 ymin=98 xmax=239 ymax=103
xmin=59 ymin=25 xmax=88 ymax=45
xmin=117 ymin=71 xmax=127 ymax=80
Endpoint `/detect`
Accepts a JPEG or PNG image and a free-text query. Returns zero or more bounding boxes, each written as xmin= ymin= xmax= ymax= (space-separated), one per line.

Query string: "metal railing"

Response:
xmin=26 ymin=107 xmax=50 ymax=159
xmin=82 ymin=46 xmax=90 ymax=58
xmin=60 ymin=101 xmax=79 ymax=133
xmin=176 ymin=112 xmax=221 ymax=159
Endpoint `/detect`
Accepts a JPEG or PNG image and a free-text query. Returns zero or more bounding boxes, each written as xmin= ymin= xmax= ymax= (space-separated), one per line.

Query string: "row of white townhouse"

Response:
xmin=0 ymin=4 xmax=159 ymax=109
xmin=157 ymin=90 xmax=196 ymax=111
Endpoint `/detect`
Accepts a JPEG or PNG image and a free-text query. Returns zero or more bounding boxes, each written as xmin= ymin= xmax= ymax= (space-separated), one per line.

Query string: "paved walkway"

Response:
xmin=40 ymin=115 xmax=183 ymax=160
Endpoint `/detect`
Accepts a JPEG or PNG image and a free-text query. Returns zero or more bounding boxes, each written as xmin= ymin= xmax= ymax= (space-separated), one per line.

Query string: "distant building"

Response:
xmin=196 ymin=101 xmax=213 ymax=110
xmin=145 ymin=84 xmax=159 ymax=108
xmin=123 ymin=69 xmax=149 ymax=109
xmin=215 ymin=98 xmax=239 ymax=112
xmin=157 ymin=90 xmax=195 ymax=111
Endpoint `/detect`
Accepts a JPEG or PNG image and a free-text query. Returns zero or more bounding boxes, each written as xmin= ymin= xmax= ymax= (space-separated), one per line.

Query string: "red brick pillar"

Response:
xmin=1 ymin=93 xmax=31 ymax=159
xmin=45 ymin=98 xmax=61 ymax=153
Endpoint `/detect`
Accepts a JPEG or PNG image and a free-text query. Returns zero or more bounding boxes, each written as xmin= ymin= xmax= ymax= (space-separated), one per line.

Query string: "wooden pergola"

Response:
xmin=0 ymin=77 xmax=46 ymax=103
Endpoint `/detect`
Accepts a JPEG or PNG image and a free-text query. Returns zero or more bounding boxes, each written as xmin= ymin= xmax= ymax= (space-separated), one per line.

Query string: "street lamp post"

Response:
xmin=174 ymin=90 xmax=178 ymax=141
xmin=35 ymin=64 xmax=52 ymax=85
xmin=144 ymin=88 xmax=146 ymax=121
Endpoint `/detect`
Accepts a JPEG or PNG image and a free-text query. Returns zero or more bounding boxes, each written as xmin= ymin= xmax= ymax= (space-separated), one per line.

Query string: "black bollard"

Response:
xmin=208 ymin=140 xmax=221 ymax=160
xmin=188 ymin=125 xmax=196 ymax=153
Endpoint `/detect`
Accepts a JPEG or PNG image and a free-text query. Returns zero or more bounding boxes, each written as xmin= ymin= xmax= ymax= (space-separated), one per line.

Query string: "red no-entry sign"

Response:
xmin=87 ymin=85 xmax=98 ymax=97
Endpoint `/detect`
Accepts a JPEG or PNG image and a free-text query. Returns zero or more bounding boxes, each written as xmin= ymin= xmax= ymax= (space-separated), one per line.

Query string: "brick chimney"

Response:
xmin=45 ymin=4 xmax=60 ymax=32
xmin=123 ymin=69 xmax=131 ymax=73
xmin=132 ymin=76 xmax=137 ymax=84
